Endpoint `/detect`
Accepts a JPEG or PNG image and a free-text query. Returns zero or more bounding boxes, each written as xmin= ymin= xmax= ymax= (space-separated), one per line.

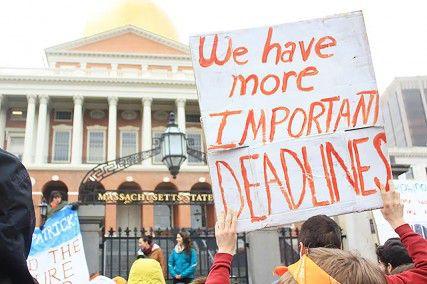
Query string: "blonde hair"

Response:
xmin=280 ymin=248 xmax=386 ymax=284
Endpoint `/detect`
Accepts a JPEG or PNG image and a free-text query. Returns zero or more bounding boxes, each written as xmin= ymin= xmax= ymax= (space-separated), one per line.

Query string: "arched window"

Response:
xmin=42 ymin=181 xmax=69 ymax=203
xmin=154 ymin=182 xmax=177 ymax=229
xmin=117 ymin=182 xmax=142 ymax=230
xmin=79 ymin=181 xmax=105 ymax=203
xmin=190 ymin=182 xmax=214 ymax=228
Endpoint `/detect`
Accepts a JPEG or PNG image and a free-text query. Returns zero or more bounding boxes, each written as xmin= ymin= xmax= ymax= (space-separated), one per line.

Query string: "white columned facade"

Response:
xmin=142 ymin=97 xmax=152 ymax=166
xmin=71 ymin=95 xmax=84 ymax=164
xmin=108 ymin=96 xmax=118 ymax=161
xmin=23 ymin=94 xmax=37 ymax=164
xmin=176 ymin=98 xmax=187 ymax=165
xmin=176 ymin=98 xmax=186 ymax=133
xmin=35 ymin=95 xmax=49 ymax=164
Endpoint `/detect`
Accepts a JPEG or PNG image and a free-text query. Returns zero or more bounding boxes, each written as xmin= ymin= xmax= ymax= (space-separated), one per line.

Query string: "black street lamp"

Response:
xmin=160 ymin=113 xmax=187 ymax=178
xmin=38 ymin=199 xmax=48 ymax=224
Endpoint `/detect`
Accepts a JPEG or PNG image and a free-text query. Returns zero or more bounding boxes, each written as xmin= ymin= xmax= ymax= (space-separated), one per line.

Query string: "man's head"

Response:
xmin=376 ymin=238 xmax=412 ymax=274
xmin=298 ymin=215 xmax=342 ymax=255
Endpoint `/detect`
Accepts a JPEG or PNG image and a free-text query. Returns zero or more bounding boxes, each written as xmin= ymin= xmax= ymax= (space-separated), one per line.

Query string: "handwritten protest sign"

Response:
xmin=373 ymin=180 xmax=427 ymax=243
xmin=190 ymin=11 xmax=391 ymax=232
xmin=27 ymin=206 xmax=89 ymax=283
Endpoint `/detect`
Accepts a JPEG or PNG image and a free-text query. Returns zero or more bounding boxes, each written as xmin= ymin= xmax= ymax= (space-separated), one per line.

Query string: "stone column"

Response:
xmin=176 ymin=98 xmax=186 ymax=133
xmin=247 ymin=229 xmax=282 ymax=284
xmin=23 ymin=95 xmax=37 ymax=164
xmin=78 ymin=205 xmax=105 ymax=275
xmin=107 ymin=96 xmax=118 ymax=161
xmin=339 ymin=211 xmax=378 ymax=261
xmin=71 ymin=95 xmax=84 ymax=165
xmin=142 ymin=97 xmax=152 ymax=166
xmin=176 ymin=98 xmax=187 ymax=165
xmin=35 ymin=95 xmax=49 ymax=164
xmin=396 ymin=86 xmax=412 ymax=146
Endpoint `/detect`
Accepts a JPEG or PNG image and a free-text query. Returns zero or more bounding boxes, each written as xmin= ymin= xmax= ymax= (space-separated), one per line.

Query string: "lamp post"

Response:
xmin=38 ymin=199 xmax=48 ymax=224
xmin=160 ymin=113 xmax=187 ymax=178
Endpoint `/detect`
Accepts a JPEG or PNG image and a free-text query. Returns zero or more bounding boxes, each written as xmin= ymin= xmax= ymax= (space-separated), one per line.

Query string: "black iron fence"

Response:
xmin=278 ymin=227 xmax=300 ymax=266
xmin=278 ymin=227 xmax=347 ymax=265
xmin=101 ymin=227 xmax=248 ymax=283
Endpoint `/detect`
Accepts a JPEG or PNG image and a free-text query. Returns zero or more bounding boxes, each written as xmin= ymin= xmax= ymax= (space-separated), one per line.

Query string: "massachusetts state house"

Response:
xmin=0 ymin=25 xmax=215 ymax=230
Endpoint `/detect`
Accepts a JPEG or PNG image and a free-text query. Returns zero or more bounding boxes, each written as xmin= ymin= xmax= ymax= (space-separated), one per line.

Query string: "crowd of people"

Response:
xmin=204 ymin=181 xmax=427 ymax=284
xmin=96 ymin=183 xmax=425 ymax=284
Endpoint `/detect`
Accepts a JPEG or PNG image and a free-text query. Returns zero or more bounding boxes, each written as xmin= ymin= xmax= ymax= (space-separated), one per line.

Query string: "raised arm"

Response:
xmin=379 ymin=181 xmax=427 ymax=284
xmin=205 ymin=210 xmax=237 ymax=284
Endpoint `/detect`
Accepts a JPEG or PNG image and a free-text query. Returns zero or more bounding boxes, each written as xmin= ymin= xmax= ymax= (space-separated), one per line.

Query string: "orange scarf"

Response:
xmin=274 ymin=255 xmax=340 ymax=284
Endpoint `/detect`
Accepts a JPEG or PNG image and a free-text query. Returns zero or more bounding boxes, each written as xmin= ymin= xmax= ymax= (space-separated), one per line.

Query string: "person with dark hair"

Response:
xmin=138 ymin=235 xmax=167 ymax=277
xmin=46 ymin=190 xmax=79 ymax=220
xmin=0 ymin=149 xmax=37 ymax=283
xmin=168 ymin=231 xmax=198 ymax=283
xmin=298 ymin=214 xmax=342 ymax=254
xmin=377 ymin=237 xmax=413 ymax=274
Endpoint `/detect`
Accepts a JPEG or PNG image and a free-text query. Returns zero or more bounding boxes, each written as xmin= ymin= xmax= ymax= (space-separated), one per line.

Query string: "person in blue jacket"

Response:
xmin=168 ymin=231 xmax=198 ymax=283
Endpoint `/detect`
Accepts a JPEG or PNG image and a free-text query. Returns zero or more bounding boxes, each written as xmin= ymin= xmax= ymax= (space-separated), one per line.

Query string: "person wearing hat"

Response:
xmin=128 ymin=251 xmax=166 ymax=284
xmin=0 ymin=149 xmax=37 ymax=283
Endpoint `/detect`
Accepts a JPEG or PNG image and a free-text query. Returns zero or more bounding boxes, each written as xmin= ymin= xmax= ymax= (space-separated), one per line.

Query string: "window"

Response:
xmin=6 ymin=133 xmax=25 ymax=160
xmin=121 ymin=131 xmax=138 ymax=157
xmin=187 ymin=132 xmax=204 ymax=164
xmin=152 ymin=131 xmax=163 ymax=164
xmin=402 ymin=89 xmax=427 ymax=146
xmin=53 ymin=130 xmax=71 ymax=162
xmin=186 ymin=114 xmax=201 ymax=123
xmin=87 ymin=130 xmax=106 ymax=163
xmin=54 ymin=110 xmax=72 ymax=121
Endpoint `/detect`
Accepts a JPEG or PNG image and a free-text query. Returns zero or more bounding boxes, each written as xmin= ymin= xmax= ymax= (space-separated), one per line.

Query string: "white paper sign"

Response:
xmin=27 ymin=206 xmax=90 ymax=283
xmin=190 ymin=11 xmax=391 ymax=232
xmin=374 ymin=180 xmax=427 ymax=244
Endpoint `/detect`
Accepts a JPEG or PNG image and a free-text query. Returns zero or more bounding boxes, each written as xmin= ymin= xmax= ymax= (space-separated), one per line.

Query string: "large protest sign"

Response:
xmin=27 ymin=206 xmax=90 ymax=283
xmin=190 ymin=11 xmax=391 ymax=232
xmin=373 ymin=180 xmax=427 ymax=244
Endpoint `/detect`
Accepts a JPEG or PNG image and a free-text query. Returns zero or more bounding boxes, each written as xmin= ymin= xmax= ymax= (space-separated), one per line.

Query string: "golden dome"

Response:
xmin=84 ymin=0 xmax=178 ymax=40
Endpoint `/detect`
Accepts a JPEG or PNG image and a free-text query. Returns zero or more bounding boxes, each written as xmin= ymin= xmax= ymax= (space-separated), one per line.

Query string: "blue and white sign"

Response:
xmin=27 ymin=206 xmax=90 ymax=283
xmin=373 ymin=180 xmax=427 ymax=244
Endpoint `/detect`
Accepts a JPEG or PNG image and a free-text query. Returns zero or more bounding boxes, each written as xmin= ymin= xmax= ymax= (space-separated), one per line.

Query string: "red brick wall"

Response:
xmin=29 ymin=169 xmax=214 ymax=228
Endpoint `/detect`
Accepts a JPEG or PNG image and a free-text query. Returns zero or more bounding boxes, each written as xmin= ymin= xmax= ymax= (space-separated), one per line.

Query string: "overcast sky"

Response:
xmin=0 ymin=0 xmax=425 ymax=92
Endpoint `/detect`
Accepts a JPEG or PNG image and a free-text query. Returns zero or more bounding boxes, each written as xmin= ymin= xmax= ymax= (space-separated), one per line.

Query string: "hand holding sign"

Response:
xmin=215 ymin=210 xmax=238 ymax=255
xmin=380 ymin=181 xmax=405 ymax=230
